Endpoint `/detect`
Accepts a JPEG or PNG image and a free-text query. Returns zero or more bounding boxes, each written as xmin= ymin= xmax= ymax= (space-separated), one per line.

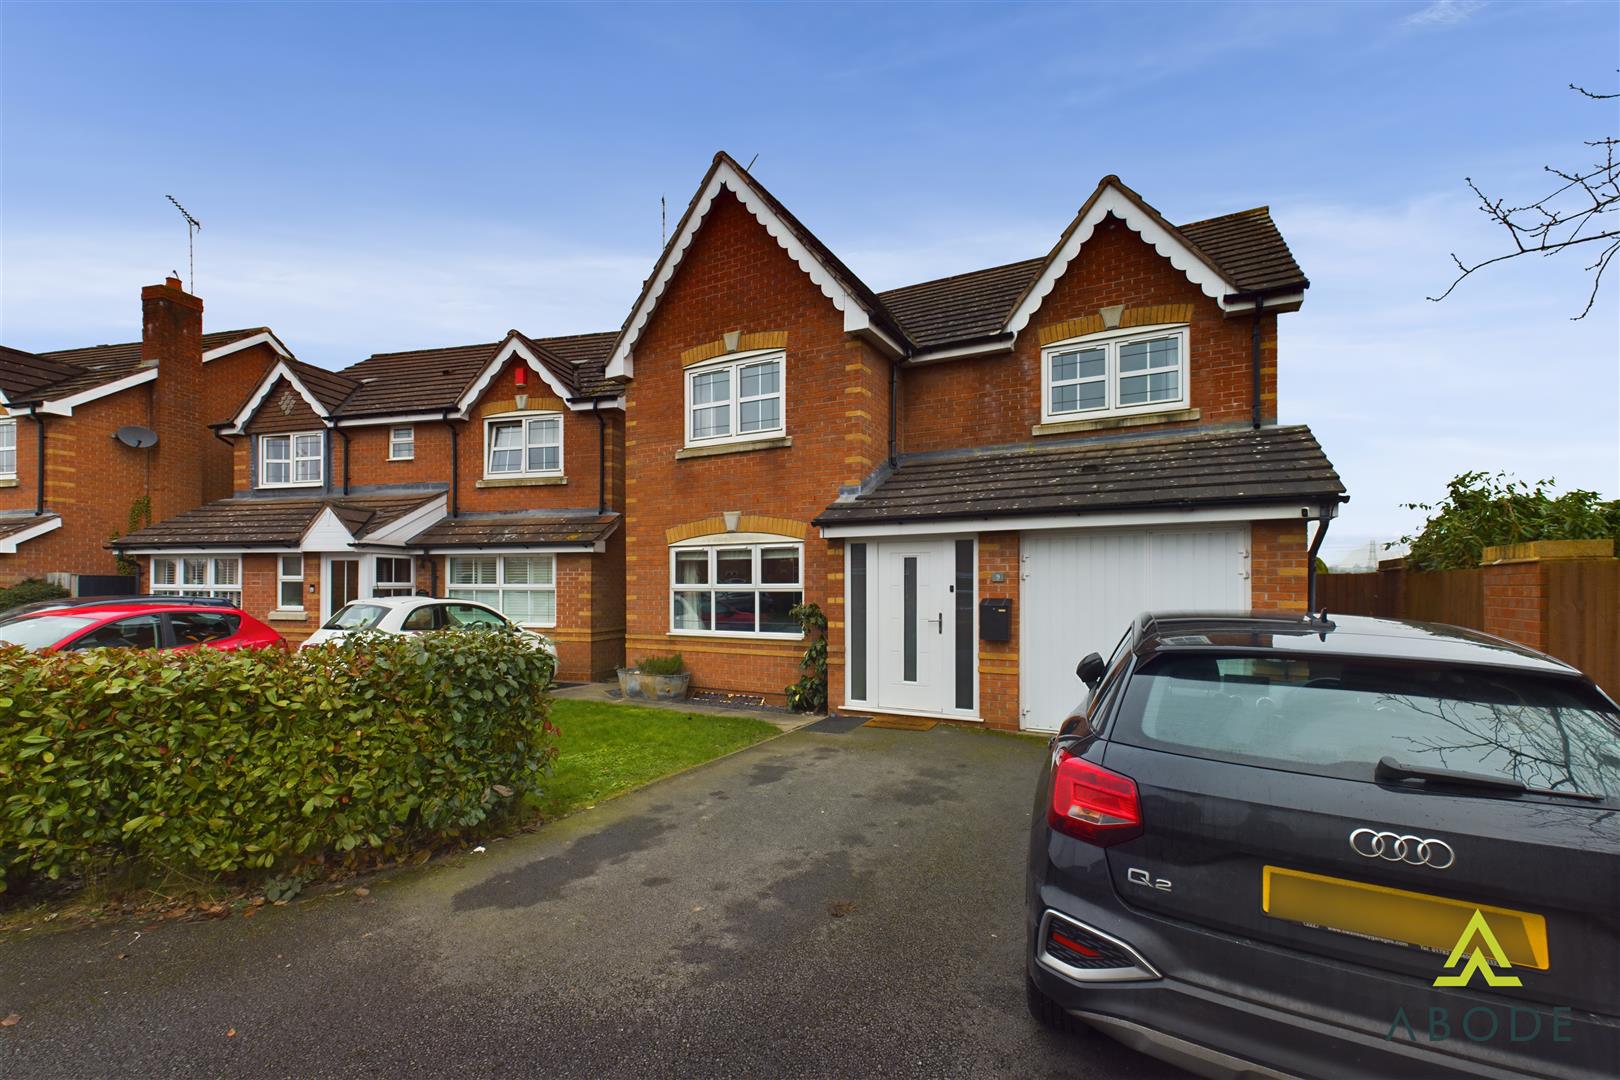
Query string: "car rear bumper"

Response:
xmin=1030 ymin=890 xmax=1616 ymax=1080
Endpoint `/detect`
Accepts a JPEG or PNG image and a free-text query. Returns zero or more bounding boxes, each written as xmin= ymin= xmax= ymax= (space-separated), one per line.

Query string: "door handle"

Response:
xmin=928 ymin=613 xmax=943 ymax=634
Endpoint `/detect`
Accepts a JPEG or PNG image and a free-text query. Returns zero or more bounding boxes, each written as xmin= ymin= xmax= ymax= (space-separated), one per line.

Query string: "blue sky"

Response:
xmin=2 ymin=0 xmax=1616 ymax=563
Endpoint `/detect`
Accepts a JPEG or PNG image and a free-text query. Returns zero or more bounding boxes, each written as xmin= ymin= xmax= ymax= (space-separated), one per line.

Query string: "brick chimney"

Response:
xmin=141 ymin=276 xmax=205 ymax=522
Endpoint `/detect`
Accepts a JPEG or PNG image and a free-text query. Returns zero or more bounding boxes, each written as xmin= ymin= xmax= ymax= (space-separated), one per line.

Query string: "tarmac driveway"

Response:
xmin=1 ymin=723 xmax=1184 ymax=1079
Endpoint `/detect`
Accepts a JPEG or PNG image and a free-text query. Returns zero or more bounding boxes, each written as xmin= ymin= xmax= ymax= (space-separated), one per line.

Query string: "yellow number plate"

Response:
xmin=1262 ymin=865 xmax=1549 ymax=970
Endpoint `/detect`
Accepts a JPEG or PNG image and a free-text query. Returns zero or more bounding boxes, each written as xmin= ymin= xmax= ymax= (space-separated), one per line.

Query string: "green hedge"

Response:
xmin=0 ymin=629 xmax=556 ymax=894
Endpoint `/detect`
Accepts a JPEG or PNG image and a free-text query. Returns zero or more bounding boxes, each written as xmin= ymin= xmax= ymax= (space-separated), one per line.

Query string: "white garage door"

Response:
xmin=1018 ymin=525 xmax=1251 ymax=731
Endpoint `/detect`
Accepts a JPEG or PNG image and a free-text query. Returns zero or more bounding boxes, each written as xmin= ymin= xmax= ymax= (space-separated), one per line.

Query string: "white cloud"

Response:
xmin=1404 ymin=0 xmax=1485 ymax=29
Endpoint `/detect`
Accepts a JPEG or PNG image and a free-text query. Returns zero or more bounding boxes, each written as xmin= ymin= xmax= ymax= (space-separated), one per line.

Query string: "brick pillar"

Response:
xmin=141 ymin=277 xmax=205 ymax=523
xmin=1479 ymin=540 xmax=1613 ymax=653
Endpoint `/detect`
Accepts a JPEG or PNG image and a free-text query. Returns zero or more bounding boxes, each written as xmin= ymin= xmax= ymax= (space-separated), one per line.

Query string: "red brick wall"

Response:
xmin=143 ymin=280 xmax=206 ymax=524
xmin=622 ymin=189 xmax=886 ymax=702
xmin=1482 ymin=561 xmax=1546 ymax=650
xmin=976 ymin=533 xmax=1022 ymax=729
xmin=200 ymin=343 xmax=281 ymax=502
xmin=1251 ymin=519 xmax=1308 ymax=612
xmin=899 ymin=213 xmax=1277 ymax=455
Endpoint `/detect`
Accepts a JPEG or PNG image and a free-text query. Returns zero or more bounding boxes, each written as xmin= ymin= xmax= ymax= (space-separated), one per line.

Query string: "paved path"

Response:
xmin=1 ymin=725 xmax=1183 ymax=1079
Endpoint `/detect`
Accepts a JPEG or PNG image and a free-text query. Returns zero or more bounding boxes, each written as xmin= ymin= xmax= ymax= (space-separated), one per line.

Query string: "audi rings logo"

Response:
xmin=1349 ymin=828 xmax=1456 ymax=869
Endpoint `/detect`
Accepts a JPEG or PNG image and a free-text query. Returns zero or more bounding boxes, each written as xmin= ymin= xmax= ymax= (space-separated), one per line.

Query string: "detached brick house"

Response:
xmin=0 ymin=277 xmax=291 ymax=587
xmin=605 ymin=153 xmax=1345 ymax=731
xmin=114 ymin=329 xmax=626 ymax=679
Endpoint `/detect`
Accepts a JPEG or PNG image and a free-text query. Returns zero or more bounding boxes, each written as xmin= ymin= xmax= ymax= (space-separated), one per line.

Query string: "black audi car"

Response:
xmin=1025 ymin=612 xmax=1619 ymax=1080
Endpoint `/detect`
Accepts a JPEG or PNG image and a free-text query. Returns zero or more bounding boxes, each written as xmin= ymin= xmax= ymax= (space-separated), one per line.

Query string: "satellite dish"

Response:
xmin=114 ymin=426 xmax=158 ymax=449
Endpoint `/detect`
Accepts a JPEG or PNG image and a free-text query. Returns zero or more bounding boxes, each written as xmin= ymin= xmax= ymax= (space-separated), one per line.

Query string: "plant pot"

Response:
xmin=648 ymin=672 xmax=691 ymax=701
xmin=616 ymin=667 xmax=644 ymax=699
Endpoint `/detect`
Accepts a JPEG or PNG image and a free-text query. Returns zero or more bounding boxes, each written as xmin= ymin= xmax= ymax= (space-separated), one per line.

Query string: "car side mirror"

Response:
xmin=1076 ymin=651 xmax=1105 ymax=689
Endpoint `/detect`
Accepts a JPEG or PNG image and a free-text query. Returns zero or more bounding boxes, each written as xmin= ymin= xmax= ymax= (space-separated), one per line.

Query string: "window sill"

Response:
xmin=266 ymin=608 xmax=309 ymax=622
xmin=667 ymin=628 xmax=805 ymax=641
xmin=1032 ymin=407 xmax=1200 ymax=437
xmin=387 ymin=456 xmax=415 ymax=463
xmin=675 ymin=436 xmax=792 ymax=460
xmin=258 ymin=482 xmax=325 ymax=490
xmin=477 ymin=475 xmax=567 ymax=488
xmin=0 ymin=477 xmax=17 ymax=488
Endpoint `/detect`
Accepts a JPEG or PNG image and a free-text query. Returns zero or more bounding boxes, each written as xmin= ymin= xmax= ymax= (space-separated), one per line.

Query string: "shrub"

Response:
xmin=0 ymin=578 xmax=69 ymax=615
xmin=636 ymin=654 xmax=685 ymax=676
xmin=784 ymin=603 xmax=827 ymax=713
xmin=0 ymin=628 xmax=556 ymax=895
xmin=1396 ymin=471 xmax=1620 ymax=571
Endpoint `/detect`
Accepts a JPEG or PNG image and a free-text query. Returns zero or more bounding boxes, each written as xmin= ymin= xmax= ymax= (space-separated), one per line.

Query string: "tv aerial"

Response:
xmin=166 ymin=195 xmax=201 ymax=292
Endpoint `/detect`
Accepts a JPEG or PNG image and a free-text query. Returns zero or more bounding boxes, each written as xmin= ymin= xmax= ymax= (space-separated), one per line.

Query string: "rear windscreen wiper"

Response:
xmin=1375 ymin=756 xmax=1602 ymax=801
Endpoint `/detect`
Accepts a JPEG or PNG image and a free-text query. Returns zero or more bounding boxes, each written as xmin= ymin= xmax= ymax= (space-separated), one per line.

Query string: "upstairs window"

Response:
xmin=686 ymin=351 xmax=785 ymax=446
xmin=0 ymin=419 xmax=14 ymax=477
xmin=485 ymin=414 xmax=562 ymax=478
xmin=389 ymin=425 xmax=415 ymax=461
xmin=1043 ymin=325 xmax=1189 ymax=423
xmin=260 ymin=431 xmax=324 ymax=487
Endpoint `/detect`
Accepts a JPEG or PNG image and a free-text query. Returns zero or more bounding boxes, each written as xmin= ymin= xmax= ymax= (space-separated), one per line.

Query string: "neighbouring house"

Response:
xmin=0 ymin=277 xmax=291 ymax=587
xmin=605 ymin=153 xmax=1346 ymax=731
xmin=113 ymin=330 xmax=626 ymax=679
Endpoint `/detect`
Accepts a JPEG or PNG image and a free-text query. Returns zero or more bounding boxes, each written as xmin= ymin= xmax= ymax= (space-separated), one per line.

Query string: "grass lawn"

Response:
xmin=529 ymin=700 xmax=779 ymax=820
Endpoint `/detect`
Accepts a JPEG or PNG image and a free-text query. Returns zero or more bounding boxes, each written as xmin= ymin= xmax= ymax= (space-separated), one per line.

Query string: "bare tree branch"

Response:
xmin=1430 ymin=82 xmax=1618 ymax=319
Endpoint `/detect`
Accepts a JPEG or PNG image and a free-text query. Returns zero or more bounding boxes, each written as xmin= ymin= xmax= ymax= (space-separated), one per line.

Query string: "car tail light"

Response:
xmin=1047 ymin=749 xmax=1142 ymax=846
xmin=1037 ymin=911 xmax=1160 ymax=983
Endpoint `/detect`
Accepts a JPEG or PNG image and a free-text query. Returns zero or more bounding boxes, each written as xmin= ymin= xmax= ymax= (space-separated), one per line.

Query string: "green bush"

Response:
xmin=1397 ymin=471 xmax=1620 ymax=571
xmin=635 ymin=654 xmax=684 ymax=676
xmin=0 ymin=578 xmax=69 ymax=615
xmin=0 ymin=628 xmax=556 ymax=895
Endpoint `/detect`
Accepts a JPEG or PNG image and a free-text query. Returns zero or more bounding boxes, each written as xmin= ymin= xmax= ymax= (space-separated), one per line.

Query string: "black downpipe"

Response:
xmin=1251 ymin=295 xmax=1265 ymax=430
xmin=1306 ymin=503 xmax=1334 ymax=612
xmin=336 ymin=426 xmax=351 ymax=495
xmin=444 ymin=412 xmax=459 ymax=517
xmin=887 ymin=358 xmax=899 ymax=468
xmin=32 ymin=409 xmax=46 ymax=515
xmin=594 ymin=399 xmax=608 ymax=515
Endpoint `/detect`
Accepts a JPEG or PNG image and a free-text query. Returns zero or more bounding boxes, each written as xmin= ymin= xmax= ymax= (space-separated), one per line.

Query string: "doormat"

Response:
xmin=862 ymin=715 xmax=937 ymax=732
xmin=803 ymin=714 xmax=869 ymax=734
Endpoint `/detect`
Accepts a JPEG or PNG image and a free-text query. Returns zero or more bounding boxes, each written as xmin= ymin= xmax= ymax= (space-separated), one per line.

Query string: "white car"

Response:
xmin=300 ymin=595 xmax=558 ymax=662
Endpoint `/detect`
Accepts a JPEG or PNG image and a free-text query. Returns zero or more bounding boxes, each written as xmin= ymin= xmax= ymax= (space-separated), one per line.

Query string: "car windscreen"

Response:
xmin=0 ymin=614 xmax=97 ymax=650
xmin=1111 ymin=653 xmax=1620 ymax=798
xmin=323 ymin=603 xmax=387 ymax=631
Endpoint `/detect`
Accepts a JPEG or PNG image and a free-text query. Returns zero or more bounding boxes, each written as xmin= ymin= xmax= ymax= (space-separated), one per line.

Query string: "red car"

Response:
xmin=0 ymin=597 xmax=285 ymax=653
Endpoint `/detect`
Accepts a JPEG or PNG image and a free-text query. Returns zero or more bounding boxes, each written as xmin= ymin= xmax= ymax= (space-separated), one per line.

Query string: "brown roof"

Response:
xmin=0 ymin=329 xmax=270 ymax=403
xmin=0 ymin=511 xmax=59 ymax=545
xmin=877 ymin=258 xmax=1044 ymax=349
xmin=815 ymin=425 xmax=1344 ymax=526
xmin=283 ymin=357 xmax=360 ymax=415
xmin=409 ymin=511 xmax=620 ymax=548
xmin=1179 ymin=207 xmax=1309 ymax=294
xmin=323 ymin=329 xmax=619 ymax=419
xmin=112 ymin=491 xmax=443 ymax=548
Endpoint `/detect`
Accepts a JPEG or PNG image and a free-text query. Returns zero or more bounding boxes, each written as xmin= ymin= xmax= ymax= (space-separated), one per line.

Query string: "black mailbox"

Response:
xmin=980 ymin=598 xmax=1012 ymax=642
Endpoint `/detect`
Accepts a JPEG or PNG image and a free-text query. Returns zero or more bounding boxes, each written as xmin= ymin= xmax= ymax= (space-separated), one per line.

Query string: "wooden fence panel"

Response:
xmin=1403 ymin=568 xmax=1484 ymax=630
xmin=1545 ymin=560 xmax=1620 ymax=696
xmin=1318 ymin=571 xmax=1398 ymax=618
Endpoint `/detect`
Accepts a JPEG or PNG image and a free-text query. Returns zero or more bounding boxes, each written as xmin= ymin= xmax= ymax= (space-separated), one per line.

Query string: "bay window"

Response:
xmin=151 ymin=555 xmax=242 ymax=606
xmin=686 ymin=351 xmax=785 ymax=446
xmin=447 ymin=554 xmax=556 ymax=626
xmin=1043 ymin=325 xmax=1189 ymax=422
xmin=259 ymin=431 xmax=324 ymax=487
xmin=486 ymin=414 xmax=562 ymax=477
xmin=671 ymin=542 xmax=802 ymax=636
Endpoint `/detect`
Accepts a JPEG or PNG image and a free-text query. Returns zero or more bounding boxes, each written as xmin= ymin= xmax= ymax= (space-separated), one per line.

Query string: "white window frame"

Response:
xmin=668 ymin=540 xmax=804 ymax=640
xmin=150 ymin=554 xmax=243 ymax=607
xmin=277 ymin=554 xmax=305 ymax=612
xmin=0 ymin=418 xmax=15 ymax=478
xmin=388 ymin=425 xmax=415 ymax=461
xmin=1041 ymin=324 xmax=1190 ymax=424
xmin=258 ymin=430 xmax=325 ymax=488
xmin=483 ymin=413 xmax=563 ymax=479
xmin=371 ymin=555 xmax=415 ymax=598
xmin=684 ymin=349 xmax=786 ymax=448
xmin=445 ymin=554 xmax=557 ymax=628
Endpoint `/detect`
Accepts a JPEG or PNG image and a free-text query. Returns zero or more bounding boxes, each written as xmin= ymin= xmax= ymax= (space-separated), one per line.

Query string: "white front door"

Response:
xmin=874 ymin=539 xmax=955 ymax=713
xmin=1019 ymin=525 xmax=1251 ymax=732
